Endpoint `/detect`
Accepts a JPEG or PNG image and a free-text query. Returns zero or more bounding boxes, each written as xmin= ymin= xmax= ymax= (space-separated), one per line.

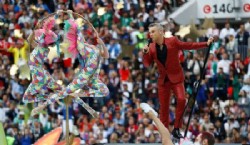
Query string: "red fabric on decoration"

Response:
xmin=63 ymin=58 xmax=72 ymax=68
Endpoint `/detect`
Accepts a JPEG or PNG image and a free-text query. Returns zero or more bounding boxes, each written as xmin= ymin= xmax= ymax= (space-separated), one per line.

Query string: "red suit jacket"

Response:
xmin=230 ymin=60 xmax=244 ymax=74
xmin=143 ymin=37 xmax=207 ymax=85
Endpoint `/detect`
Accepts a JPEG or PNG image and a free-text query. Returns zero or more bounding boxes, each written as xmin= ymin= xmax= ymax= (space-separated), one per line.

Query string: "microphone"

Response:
xmin=144 ymin=38 xmax=152 ymax=54
xmin=147 ymin=38 xmax=152 ymax=47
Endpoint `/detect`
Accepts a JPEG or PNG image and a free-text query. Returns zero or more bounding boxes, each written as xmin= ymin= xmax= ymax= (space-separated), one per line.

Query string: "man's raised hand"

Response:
xmin=143 ymin=45 xmax=149 ymax=54
xmin=207 ymin=37 xmax=214 ymax=46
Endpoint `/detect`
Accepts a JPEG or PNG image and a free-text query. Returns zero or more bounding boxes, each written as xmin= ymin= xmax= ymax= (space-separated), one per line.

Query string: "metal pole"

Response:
xmin=184 ymin=46 xmax=211 ymax=137
xmin=64 ymin=96 xmax=70 ymax=145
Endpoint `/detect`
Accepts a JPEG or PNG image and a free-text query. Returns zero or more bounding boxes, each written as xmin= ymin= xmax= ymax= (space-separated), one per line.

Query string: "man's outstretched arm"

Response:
xmin=175 ymin=37 xmax=214 ymax=50
xmin=140 ymin=103 xmax=174 ymax=145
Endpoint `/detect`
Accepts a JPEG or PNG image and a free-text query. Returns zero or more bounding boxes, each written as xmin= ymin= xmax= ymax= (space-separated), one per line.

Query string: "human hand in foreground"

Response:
xmin=96 ymin=37 xmax=105 ymax=45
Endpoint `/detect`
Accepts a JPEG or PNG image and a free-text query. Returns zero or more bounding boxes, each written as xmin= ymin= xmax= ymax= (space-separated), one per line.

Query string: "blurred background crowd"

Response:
xmin=0 ymin=0 xmax=250 ymax=145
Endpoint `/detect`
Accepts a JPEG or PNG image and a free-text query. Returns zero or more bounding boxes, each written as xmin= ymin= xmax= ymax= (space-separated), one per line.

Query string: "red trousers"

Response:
xmin=158 ymin=81 xmax=186 ymax=128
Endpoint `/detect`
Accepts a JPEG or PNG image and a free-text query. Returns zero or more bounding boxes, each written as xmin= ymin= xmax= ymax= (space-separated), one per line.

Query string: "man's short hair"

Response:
xmin=201 ymin=132 xmax=215 ymax=145
xmin=148 ymin=23 xmax=164 ymax=32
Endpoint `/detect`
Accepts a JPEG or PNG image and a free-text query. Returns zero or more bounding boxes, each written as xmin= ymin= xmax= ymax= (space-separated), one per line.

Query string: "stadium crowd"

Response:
xmin=0 ymin=0 xmax=250 ymax=144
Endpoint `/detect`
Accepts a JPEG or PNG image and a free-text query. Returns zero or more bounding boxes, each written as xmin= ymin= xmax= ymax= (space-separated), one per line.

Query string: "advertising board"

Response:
xmin=197 ymin=0 xmax=250 ymax=18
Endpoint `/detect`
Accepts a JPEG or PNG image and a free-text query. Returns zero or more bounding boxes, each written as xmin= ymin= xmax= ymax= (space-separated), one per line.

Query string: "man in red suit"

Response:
xmin=143 ymin=23 xmax=214 ymax=138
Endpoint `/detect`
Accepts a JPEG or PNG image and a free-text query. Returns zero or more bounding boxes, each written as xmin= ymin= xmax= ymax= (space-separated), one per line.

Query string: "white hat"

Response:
xmin=19 ymin=111 xmax=25 ymax=115
xmin=9 ymin=23 xmax=14 ymax=30
xmin=97 ymin=7 xmax=106 ymax=16
xmin=14 ymin=29 xmax=23 ymax=38
xmin=156 ymin=2 xmax=162 ymax=6
xmin=137 ymin=13 xmax=143 ymax=18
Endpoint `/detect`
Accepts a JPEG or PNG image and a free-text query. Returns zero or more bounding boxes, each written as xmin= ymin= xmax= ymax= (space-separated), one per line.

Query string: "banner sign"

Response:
xmin=197 ymin=0 xmax=250 ymax=18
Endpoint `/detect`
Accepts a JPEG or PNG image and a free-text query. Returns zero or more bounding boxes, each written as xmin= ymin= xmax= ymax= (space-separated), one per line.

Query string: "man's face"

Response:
xmin=229 ymin=35 xmax=234 ymax=41
xmin=218 ymin=68 xmax=223 ymax=73
xmin=240 ymin=25 xmax=245 ymax=31
xmin=201 ymin=139 xmax=208 ymax=145
xmin=149 ymin=10 xmax=154 ymax=16
xmin=139 ymin=26 xmax=144 ymax=32
xmin=235 ymin=54 xmax=240 ymax=60
xmin=149 ymin=26 xmax=161 ymax=42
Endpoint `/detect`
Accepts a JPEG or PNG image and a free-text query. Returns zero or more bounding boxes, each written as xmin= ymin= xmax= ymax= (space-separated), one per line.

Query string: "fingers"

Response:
xmin=143 ymin=45 xmax=149 ymax=53
xmin=97 ymin=38 xmax=104 ymax=44
xmin=207 ymin=37 xmax=214 ymax=46
xmin=209 ymin=37 xmax=214 ymax=42
xmin=56 ymin=10 xmax=63 ymax=14
xmin=67 ymin=10 xmax=73 ymax=13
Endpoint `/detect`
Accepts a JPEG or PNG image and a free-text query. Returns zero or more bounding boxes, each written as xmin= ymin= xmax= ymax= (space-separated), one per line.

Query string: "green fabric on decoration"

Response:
xmin=64 ymin=20 xmax=71 ymax=32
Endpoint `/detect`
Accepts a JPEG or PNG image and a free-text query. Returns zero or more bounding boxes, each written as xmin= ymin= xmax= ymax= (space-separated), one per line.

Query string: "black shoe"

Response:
xmin=172 ymin=128 xmax=184 ymax=139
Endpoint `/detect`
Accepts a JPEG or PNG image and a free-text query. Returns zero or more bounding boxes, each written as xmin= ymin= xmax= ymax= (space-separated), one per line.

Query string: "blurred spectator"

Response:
xmin=154 ymin=2 xmax=166 ymax=22
xmin=214 ymin=119 xmax=226 ymax=141
xmin=224 ymin=115 xmax=240 ymax=137
xmin=226 ymin=35 xmax=237 ymax=60
xmin=219 ymin=22 xmax=236 ymax=45
xmin=218 ymin=51 xmax=231 ymax=72
xmin=107 ymin=38 xmax=121 ymax=68
xmin=238 ymin=90 xmax=250 ymax=116
xmin=20 ymin=127 xmax=33 ymax=145
xmin=144 ymin=9 xmax=157 ymax=31
xmin=206 ymin=24 xmax=220 ymax=38
xmin=200 ymin=113 xmax=213 ymax=131
xmin=235 ymin=24 xmax=249 ymax=60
